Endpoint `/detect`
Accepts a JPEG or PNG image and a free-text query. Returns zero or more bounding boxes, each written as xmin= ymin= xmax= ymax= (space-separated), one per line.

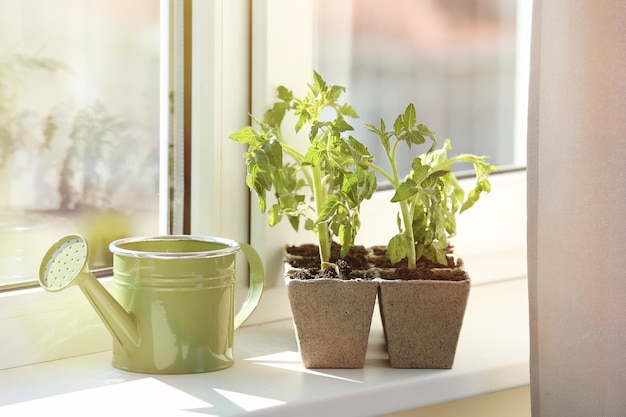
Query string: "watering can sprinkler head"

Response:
xmin=39 ymin=235 xmax=91 ymax=291
xmin=39 ymin=235 xmax=140 ymax=353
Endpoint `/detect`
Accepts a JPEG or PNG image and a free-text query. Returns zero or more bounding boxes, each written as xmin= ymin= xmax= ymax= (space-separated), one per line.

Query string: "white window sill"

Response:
xmin=0 ymin=277 xmax=529 ymax=417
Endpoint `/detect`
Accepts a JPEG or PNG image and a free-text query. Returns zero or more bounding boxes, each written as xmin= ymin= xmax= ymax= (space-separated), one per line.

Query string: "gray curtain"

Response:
xmin=527 ymin=0 xmax=626 ymax=415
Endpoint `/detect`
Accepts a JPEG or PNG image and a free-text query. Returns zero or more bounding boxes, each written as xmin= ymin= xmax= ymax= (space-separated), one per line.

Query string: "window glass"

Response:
xmin=315 ymin=0 xmax=524 ymax=181
xmin=0 ymin=0 xmax=160 ymax=288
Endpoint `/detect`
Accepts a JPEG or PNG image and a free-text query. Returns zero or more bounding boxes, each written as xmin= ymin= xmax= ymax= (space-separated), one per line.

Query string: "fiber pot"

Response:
xmin=286 ymin=275 xmax=378 ymax=369
xmin=377 ymin=267 xmax=470 ymax=369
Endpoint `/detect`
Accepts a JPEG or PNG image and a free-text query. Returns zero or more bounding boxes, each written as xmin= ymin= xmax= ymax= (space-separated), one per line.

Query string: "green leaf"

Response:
xmin=347 ymin=136 xmax=373 ymax=166
xmin=393 ymin=113 xmax=403 ymax=138
xmin=264 ymin=102 xmax=290 ymax=129
xmin=417 ymin=124 xmax=437 ymax=151
xmin=338 ymin=103 xmax=358 ymax=119
xmin=313 ymin=70 xmax=326 ymax=92
xmin=388 ymin=233 xmax=408 ymax=264
xmin=295 ymin=110 xmax=309 ymax=133
xmin=277 ymin=193 xmax=304 ymax=213
xmin=229 ymin=126 xmax=256 ymax=144
xmin=303 ymin=142 xmax=325 ymax=167
xmin=277 ymin=85 xmax=292 ymax=102
xmin=402 ymin=130 xmax=426 ymax=146
xmin=328 ymin=85 xmax=345 ymax=101
xmin=427 ymin=169 xmax=450 ymax=182
xmin=366 ymin=120 xmax=391 ymax=153
xmin=410 ymin=159 xmax=430 ymax=183
xmin=355 ymin=165 xmax=377 ymax=201
xmin=341 ymin=172 xmax=359 ymax=206
xmin=308 ymin=122 xmax=320 ymax=143
xmin=268 ymin=204 xmax=282 ymax=226
xmin=264 ymin=139 xmax=283 ymax=168
xmin=391 ymin=179 xmax=419 ymax=202
xmin=460 ymin=184 xmax=485 ymax=213
xmin=245 ymin=154 xmax=271 ymax=194
xmin=317 ymin=195 xmax=341 ymax=224
xmin=403 ymin=103 xmax=417 ymax=130
xmin=333 ymin=118 xmax=354 ymax=133
xmin=338 ymin=223 xmax=355 ymax=257
xmin=425 ymin=243 xmax=448 ymax=266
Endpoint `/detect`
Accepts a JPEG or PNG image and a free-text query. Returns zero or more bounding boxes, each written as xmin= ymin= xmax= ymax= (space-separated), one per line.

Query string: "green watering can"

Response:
xmin=38 ymin=235 xmax=264 ymax=374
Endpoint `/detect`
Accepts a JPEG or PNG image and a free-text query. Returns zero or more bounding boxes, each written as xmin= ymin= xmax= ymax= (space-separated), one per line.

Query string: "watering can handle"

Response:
xmin=234 ymin=242 xmax=265 ymax=330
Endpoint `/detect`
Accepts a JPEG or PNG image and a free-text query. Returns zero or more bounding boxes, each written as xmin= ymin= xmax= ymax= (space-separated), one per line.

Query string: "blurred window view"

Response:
xmin=0 ymin=1 xmax=528 ymax=288
xmin=315 ymin=0 xmax=527 ymax=181
xmin=0 ymin=1 xmax=160 ymax=288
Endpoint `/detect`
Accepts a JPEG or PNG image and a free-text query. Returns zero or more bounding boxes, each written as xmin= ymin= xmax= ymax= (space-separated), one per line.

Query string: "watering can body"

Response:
xmin=39 ymin=235 xmax=264 ymax=374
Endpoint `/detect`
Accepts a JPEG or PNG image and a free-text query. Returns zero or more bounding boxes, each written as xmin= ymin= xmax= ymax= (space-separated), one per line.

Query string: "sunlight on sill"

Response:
xmin=0 ymin=377 xmax=211 ymax=416
xmin=0 ymin=375 xmax=287 ymax=416
xmin=213 ymin=388 xmax=286 ymax=412
xmin=246 ymin=351 xmax=365 ymax=383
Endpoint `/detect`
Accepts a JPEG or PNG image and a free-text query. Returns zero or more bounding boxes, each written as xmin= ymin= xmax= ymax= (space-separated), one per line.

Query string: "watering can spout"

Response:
xmin=39 ymin=235 xmax=140 ymax=354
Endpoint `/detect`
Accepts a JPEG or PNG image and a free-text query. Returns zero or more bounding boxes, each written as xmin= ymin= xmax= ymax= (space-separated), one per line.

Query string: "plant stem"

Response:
xmin=364 ymin=161 xmax=395 ymax=185
xmin=365 ymin=141 xmax=418 ymax=269
xmin=311 ymin=164 xmax=331 ymax=267
xmin=283 ymin=141 xmax=330 ymax=266
xmin=400 ymin=200 xmax=417 ymax=269
xmin=280 ymin=142 xmax=305 ymax=161
xmin=387 ymin=141 xmax=417 ymax=269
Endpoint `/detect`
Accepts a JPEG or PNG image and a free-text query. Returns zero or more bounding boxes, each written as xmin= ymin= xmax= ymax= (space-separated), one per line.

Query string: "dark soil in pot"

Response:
xmin=287 ymin=258 xmax=375 ymax=281
xmin=368 ymin=245 xmax=460 ymax=270
xmin=375 ymin=264 xmax=467 ymax=281
xmin=284 ymin=243 xmax=371 ymax=270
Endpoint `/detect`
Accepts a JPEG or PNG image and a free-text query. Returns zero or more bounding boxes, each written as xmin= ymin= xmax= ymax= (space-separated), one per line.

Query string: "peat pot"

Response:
xmin=378 ymin=268 xmax=470 ymax=369
xmin=286 ymin=273 xmax=378 ymax=369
